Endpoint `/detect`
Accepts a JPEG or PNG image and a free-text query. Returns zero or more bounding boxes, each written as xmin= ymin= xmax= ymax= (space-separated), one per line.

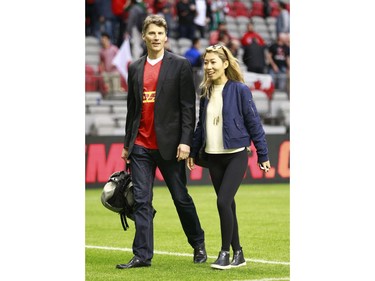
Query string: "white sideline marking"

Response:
xmin=85 ymin=245 xmax=290 ymax=266
xmin=233 ymin=277 xmax=290 ymax=281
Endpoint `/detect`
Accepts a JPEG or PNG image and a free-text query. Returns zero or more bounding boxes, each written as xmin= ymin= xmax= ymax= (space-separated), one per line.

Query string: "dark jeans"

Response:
xmin=129 ymin=144 xmax=205 ymax=261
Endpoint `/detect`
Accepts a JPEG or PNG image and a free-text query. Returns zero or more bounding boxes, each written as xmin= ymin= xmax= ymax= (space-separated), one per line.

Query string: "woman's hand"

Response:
xmin=187 ymin=157 xmax=195 ymax=171
xmin=259 ymin=160 xmax=271 ymax=172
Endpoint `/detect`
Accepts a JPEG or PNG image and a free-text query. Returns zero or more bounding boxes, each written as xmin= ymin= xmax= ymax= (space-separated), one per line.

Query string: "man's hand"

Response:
xmin=176 ymin=144 xmax=190 ymax=162
xmin=121 ymin=148 xmax=130 ymax=164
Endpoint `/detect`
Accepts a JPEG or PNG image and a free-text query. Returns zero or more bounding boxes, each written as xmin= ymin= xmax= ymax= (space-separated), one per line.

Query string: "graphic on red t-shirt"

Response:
xmin=135 ymin=60 xmax=162 ymax=149
xmin=143 ymin=91 xmax=156 ymax=103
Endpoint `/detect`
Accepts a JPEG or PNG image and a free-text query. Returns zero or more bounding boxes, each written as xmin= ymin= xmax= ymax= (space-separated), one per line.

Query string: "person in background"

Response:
xmin=226 ymin=39 xmax=240 ymax=59
xmin=86 ymin=0 xmax=97 ymax=37
xmin=210 ymin=0 xmax=229 ymax=31
xmin=209 ymin=21 xmax=231 ymax=45
xmin=184 ymin=37 xmax=203 ymax=68
xmin=193 ymin=0 xmax=211 ymax=39
xmin=156 ymin=1 xmax=175 ymax=37
xmin=266 ymin=32 xmax=289 ymax=91
xmin=94 ymin=0 xmax=119 ymax=42
xmin=240 ymin=22 xmax=265 ymax=48
xmin=242 ymin=37 xmax=267 ymax=73
xmin=124 ymin=0 xmax=148 ymax=59
xmin=99 ymin=32 xmax=122 ymax=96
xmin=184 ymin=37 xmax=203 ymax=93
xmin=118 ymin=14 xmax=207 ymax=269
xmin=188 ymin=44 xmax=271 ymax=270
xmin=217 ymin=30 xmax=230 ymax=46
xmin=112 ymin=0 xmax=128 ymax=48
xmin=176 ymin=0 xmax=197 ymax=40
xmin=276 ymin=1 xmax=290 ymax=36
xmin=262 ymin=0 xmax=271 ymax=18
xmin=153 ymin=0 xmax=166 ymax=14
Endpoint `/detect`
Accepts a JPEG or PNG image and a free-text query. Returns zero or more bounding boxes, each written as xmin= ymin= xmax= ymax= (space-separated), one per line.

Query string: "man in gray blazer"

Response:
xmin=117 ymin=14 xmax=206 ymax=269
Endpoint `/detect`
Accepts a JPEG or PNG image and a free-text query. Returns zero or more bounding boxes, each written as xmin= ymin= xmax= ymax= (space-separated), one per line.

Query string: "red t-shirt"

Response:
xmin=240 ymin=32 xmax=266 ymax=47
xmin=134 ymin=60 xmax=162 ymax=149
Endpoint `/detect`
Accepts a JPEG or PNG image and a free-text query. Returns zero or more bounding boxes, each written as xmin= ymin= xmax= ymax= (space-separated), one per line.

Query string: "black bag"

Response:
xmin=101 ymin=169 xmax=135 ymax=231
xmin=194 ymin=147 xmax=210 ymax=168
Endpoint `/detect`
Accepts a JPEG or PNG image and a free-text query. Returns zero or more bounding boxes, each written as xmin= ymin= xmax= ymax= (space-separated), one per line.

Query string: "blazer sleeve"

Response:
xmin=124 ymin=63 xmax=136 ymax=148
xmin=178 ymin=59 xmax=196 ymax=146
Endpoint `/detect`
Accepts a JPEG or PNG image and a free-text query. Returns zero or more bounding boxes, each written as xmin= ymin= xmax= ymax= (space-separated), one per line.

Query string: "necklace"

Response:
xmin=210 ymin=84 xmax=223 ymax=126
xmin=213 ymin=116 xmax=219 ymax=125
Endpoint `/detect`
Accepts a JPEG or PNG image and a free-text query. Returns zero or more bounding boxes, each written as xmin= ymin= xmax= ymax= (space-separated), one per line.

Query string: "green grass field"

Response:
xmin=86 ymin=184 xmax=289 ymax=281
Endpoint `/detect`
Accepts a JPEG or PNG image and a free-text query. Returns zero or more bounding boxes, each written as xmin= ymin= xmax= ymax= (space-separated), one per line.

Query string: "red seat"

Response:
xmin=249 ymin=2 xmax=264 ymax=17
xmin=270 ymin=1 xmax=280 ymax=17
xmin=228 ymin=2 xmax=250 ymax=17
xmin=85 ymin=64 xmax=98 ymax=92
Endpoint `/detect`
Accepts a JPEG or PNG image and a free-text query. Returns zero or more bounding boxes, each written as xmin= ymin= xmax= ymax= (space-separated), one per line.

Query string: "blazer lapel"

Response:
xmin=156 ymin=52 xmax=172 ymax=96
xmin=137 ymin=56 xmax=147 ymax=102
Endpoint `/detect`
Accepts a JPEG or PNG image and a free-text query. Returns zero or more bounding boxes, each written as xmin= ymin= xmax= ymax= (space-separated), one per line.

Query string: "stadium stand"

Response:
xmin=85 ymin=0 xmax=290 ymax=136
xmin=249 ymin=1 xmax=264 ymax=17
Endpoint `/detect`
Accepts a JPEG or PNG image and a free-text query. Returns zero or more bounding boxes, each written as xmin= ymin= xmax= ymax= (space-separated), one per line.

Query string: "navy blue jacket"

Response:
xmin=191 ymin=80 xmax=269 ymax=163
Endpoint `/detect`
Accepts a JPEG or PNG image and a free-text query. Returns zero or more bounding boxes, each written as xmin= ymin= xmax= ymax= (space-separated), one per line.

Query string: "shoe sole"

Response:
xmin=116 ymin=264 xmax=151 ymax=269
xmin=230 ymin=262 xmax=247 ymax=268
xmin=210 ymin=264 xmax=231 ymax=270
xmin=194 ymin=259 xmax=207 ymax=263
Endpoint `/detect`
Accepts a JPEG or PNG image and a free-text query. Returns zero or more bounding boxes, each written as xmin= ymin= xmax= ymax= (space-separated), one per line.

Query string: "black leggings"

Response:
xmin=208 ymin=149 xmax=248 ymax=252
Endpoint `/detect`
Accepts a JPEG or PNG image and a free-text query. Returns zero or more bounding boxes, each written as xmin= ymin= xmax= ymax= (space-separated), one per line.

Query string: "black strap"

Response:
xmin=118 ymin=164 xmax=131 ymax=232
xmin=120 ymin=213 xmax=129 ymax=231
xmin=125 ymin=162 xmax=130 ymax=173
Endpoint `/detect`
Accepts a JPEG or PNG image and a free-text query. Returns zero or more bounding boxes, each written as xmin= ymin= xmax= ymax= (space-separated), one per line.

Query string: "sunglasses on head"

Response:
xmin=206 ymin=44 xmax=229 ymax=61
xmin=206 ymin=44 xmax=223 ymax=51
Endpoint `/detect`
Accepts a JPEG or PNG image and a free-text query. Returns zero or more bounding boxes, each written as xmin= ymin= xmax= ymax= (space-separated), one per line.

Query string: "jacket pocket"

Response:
xmin=234 ymin=117 xmax=244 ymax=131
xmin=225 ymin=117 xmax=249 ymax=138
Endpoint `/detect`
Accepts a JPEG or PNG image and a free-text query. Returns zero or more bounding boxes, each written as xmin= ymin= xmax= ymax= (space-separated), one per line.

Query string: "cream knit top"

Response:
xmin=205 ymin=84 xmax=245 ymax=154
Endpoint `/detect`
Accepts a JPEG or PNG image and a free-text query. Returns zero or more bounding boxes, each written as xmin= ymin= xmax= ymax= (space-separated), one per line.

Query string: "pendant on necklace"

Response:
xmin=213 ymin=116 xmax=220 ymax=125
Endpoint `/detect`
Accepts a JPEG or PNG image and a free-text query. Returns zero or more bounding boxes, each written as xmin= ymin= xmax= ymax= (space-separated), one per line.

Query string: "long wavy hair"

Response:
xmin=199 ymin=44 xmax=244 ymax=98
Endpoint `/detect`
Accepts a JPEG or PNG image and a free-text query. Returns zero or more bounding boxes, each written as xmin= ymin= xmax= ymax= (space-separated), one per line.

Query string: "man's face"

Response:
xmin=142 ymin=24 xmax=167 ymax=57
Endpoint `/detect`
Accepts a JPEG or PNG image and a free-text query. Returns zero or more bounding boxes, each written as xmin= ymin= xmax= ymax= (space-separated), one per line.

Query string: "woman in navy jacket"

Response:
xmin=188 ymin=44 xmax=271 ymax=270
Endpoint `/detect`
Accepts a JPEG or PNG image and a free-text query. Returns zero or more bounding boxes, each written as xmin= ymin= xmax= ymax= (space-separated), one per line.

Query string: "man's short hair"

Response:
xmin=142 ymin=14 xmax=168 ymax=35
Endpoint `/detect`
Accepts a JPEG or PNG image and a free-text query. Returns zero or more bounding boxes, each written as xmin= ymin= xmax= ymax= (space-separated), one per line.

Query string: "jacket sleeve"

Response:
xmin=240 ymin=85 xmax=269 ymax=163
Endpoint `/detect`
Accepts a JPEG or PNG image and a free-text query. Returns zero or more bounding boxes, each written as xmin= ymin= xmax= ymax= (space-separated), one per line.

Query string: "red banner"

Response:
xmin=85 ymin=135 xmax=289 ymax=188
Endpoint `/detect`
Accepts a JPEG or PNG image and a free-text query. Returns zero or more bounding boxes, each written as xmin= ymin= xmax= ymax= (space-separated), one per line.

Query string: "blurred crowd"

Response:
xmin=86 ymin=0 xmax=290 ymax=95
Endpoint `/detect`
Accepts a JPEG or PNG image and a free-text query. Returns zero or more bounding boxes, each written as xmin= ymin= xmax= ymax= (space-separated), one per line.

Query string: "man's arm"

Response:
xmin=178 ymin=59 xmax=196 ymax=146
xmin=124 ymin=64 xmax=136 ymax=148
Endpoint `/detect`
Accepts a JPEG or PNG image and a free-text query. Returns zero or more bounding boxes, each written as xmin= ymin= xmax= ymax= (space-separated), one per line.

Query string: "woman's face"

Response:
xmin=203 ymin=52 xmax=228 ymax=85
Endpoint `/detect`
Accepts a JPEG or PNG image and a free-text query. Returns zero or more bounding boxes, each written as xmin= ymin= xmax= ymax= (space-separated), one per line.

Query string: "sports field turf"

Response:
xmin=86 ymin=184 xmax=289 ymax=281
